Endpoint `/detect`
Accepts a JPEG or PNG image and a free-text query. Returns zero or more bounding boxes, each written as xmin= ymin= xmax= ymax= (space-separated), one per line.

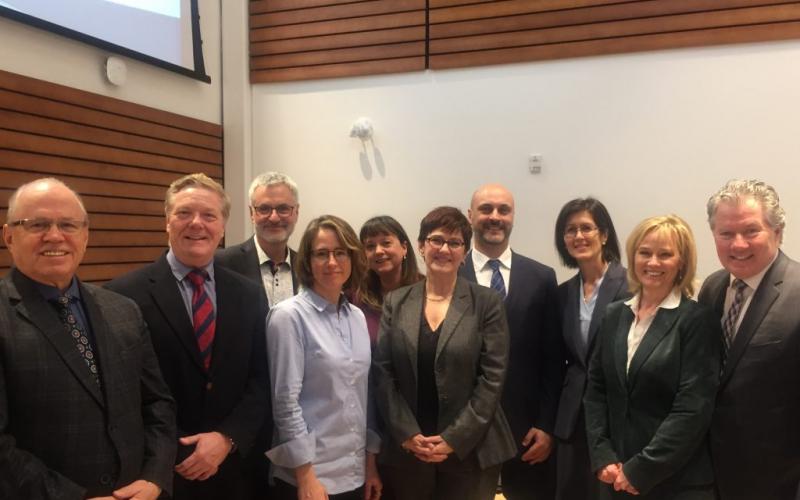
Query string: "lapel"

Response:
xmin=80 ymin=283 xmax=117 ymax=412
xmin=243 ymin=238 xmax=262 ymax=283
xmin=587 ymin=262 xmax=627 ymax=361
xmin=10 ymin=270 xmax=104 ymax=406
xmin=148 ymin=255 xmax=206 ymax=373
xmin=562 ymin=273 xmax=583 ymax=358
xmin=210 ymin=264 xmax=236 ymax=377
xmin=398 ymin=282 xmax=425 ymax=384
xmin=289 ymin=248 xmax=299 ymax=295
xmin=459 ymin=251 xmax=478 ymax=283
xmin=721 ymin=253 xmax=786 ymax=385
xmin=436 ymin=278 xmax=470 ymax=360
xmin=626 ymin=298 xmax=682 ymax=387
xmin=613 ymin=303 xmax=633 ymax=389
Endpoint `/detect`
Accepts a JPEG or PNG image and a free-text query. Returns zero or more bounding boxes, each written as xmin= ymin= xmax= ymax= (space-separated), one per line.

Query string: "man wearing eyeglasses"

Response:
xmin=460 ymin=183 xmax=563 ymax=500
xmin=106 ymin=174 xmax=269 ymax=500
xmin=217 ymin=172 xmax=300 ymax=308
xmin=0 ymin=177 xmax=176 ymax=499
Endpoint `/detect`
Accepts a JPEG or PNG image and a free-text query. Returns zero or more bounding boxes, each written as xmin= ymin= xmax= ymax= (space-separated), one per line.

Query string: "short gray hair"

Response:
xmin=7 ymin=177 xmax=87 ymax=222
xmin=707 ymin=179 xmax=785 ymax=234
xmin=248 ymin=171 xmax=299 ymax=203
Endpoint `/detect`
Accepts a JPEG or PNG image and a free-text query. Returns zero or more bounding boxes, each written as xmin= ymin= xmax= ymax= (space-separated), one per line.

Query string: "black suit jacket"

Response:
xmin=584 ymin=295 xmax=720 ymax=495
xmin=106 ymin=255 xmax=269 ymax=482
xmin=459 ymin=251 xmax=563 ymax=448
xmin=0 ymin=269 xmax=175 ymax=499
xmin=216 ymin=237 xmax=298 ymax=304
xmin=698 ymin=251 xmax=800 ymax=500
xmin=554 ymin=261 xmax=629 ymax=440
xmin=373 ymin=278 xmax=516 ymax=469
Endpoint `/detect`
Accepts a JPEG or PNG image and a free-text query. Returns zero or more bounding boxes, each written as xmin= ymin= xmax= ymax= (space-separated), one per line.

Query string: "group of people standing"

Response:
xmin=0 ymin=172 xmax=797 ymax=500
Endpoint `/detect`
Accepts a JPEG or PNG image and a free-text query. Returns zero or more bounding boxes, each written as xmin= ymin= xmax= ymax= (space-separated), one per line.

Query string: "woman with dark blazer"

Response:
xmin=584 ymin=215 xmax=720 ymax=499
xmin=553 ymin=198 xmax=629 ymax=500
xmin=372 ymin=206 xmax=515 ymax=500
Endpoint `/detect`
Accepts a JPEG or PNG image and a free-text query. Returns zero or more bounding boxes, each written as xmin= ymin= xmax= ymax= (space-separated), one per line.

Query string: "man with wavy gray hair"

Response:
xmin=217 ymin=171 xmax=300 ymax=307
xmin=698 ymin=179 xmax=800 ymax=500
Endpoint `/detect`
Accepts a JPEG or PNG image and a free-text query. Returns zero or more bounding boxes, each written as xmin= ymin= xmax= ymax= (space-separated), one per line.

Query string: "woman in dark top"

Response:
xmin=584 ymin=215 xmax=720 ymax=499
xmin=372 ymin=206 xmax=515 ymax=500
xmin=552 ymin=198 xmax=629 ymax=500
xmin=358 ymin=216 xmax=423 ymax=344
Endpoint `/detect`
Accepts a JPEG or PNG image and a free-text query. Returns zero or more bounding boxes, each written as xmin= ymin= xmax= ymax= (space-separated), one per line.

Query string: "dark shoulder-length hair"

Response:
xmin=554 ymin=197 xmax=621 ymax=269
xmin=417 ymin=206 xmax=472 ymax=249
xmin=295 ymin=215 xmax=367 ymax=295
xmin=359 ymin=215 xmax=423 ymax=310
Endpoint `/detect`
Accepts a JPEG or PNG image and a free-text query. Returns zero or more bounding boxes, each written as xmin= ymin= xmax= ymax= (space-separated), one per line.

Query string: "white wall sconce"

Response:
xmin=349 ymin=117 xmax=373 ymax=141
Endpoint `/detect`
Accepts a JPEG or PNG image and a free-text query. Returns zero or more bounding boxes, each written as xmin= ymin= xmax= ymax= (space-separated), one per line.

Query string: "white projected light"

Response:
xmin=0 ymin=0 xmax=208 ymax=82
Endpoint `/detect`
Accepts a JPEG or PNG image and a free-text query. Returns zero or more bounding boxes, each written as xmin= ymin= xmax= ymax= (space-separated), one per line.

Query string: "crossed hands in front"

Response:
xmin=401 ymin=434 xmax=454 ymax=462
xmin=597 ymin=462 xmax=639 ymax=495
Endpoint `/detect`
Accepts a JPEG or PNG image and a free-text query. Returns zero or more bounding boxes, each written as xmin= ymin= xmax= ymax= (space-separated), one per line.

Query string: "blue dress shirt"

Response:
xmin=266 ymin=287 xmax=379 ymax=494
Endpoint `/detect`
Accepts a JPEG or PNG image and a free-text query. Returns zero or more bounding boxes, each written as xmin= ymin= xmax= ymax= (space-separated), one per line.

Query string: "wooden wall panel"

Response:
xmin=250 ymin=0 xmax=427 ymax=82
xmin=429 ymin=1 xmax=800 ymax=70
xmin=0 ymin=69 xmax=223 ymax=283
xmin=251 ymin=0 xmax=800 ymax=81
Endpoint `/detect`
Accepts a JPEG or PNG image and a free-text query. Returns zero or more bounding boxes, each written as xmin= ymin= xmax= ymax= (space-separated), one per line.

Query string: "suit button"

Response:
xmin=99 ymin=474 xmax=112 ymax=485
xmin=206 ymin=382 xmax=213 ymax=391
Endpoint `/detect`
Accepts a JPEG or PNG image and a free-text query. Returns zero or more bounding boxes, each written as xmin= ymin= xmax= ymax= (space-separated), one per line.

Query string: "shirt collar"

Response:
xmin=253 ymin=235 xmax=292 ymax=268
xmin=300 ymin=287 xmax=349 ymax=312
xmin=729 ymin=250 xmax=779 ymax=291
xmin=35 ymin=276 xmax=81 ymax=302
xmin=472 ymin=246 xmax=512 ymax=271
xmin=624 ymin=287 xmax=682 ymax=312
xmin=166 ymin=249 xmax=215 ymax=283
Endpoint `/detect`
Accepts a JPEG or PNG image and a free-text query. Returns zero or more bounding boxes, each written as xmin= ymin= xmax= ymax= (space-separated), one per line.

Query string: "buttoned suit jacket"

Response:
xmin=105 ymin=255 xmax=269 ymax=489
xmin=216 ymin=238 xmax=298 ymax=303
xmin=698 ymin=251 xmax=800 ymax=500
xmin=0 ymin=269 xmax=175 ymax=500
xmin=584 ymin=296 xmax=720 ymax=496
xmin=459 ymin=251 xmax=563 ymax=448
xmin=554 ymin=261 xmax=629 ymax=441
xmin=373 ymin=278 xmax=516 ymax=469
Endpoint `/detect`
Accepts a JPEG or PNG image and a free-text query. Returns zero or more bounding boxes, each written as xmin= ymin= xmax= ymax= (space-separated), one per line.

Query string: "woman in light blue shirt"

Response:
xmin=266 ymin=215 xmax=382 ymax=500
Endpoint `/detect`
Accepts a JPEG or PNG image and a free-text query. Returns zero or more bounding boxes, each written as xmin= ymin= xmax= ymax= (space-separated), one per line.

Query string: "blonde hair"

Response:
xmin=626 ymin=214 xmax=697 ymax=297
xmin=165 ymin=173 xmax=230 ymax=220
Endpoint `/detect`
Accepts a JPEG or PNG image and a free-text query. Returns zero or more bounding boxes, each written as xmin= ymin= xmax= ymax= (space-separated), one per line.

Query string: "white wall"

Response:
xmin=0 ymin=0 xmax=221 ymax=123
xmin=250 ymin=40 xmax=800 ymax=284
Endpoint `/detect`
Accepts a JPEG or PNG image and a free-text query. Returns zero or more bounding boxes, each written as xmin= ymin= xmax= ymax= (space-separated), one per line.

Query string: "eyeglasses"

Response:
xmin=426 ymin=236 xmax=465 ymax=250
xmin=8 ymin=218 xmax=88 ymax=234
xmin=564 ymin=224 xmax=598 ymax=238
xmin=311 ymin=248 xmax=350 ymax=263
xmin=253 ymin=204 xmax=295 ymax=217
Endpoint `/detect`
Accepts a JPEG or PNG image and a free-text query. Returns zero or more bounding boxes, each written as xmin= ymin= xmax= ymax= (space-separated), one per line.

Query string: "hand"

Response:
xmin=113 ymin=479 xmax=161 ymax=499
xmin=401 ymin=433 xmax=434 ymax=456
xmin=363 ymin=453 xmax=382 ymax=500
xmin=613 ymin=465 xmax=639 ymax=495
xmin=520 ymin=427 xmax=554 ymax=464
xmin=174 ymin=432 xmax=232 ymax=481
xmin=597 ymin=463 xmax=621 ymax=484
xmin=417 ymin=435 xmax=452 ymax=463
xmin=296 ymin=463 xmax=328 ymax=500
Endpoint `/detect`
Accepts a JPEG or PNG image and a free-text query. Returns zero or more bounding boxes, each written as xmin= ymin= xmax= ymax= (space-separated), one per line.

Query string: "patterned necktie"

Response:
xmin=488 ymin=259 xmax=506 ymax=299
xmin=722 ymin=278 xmax=748 ymax=353
xmin=54 ymin=295 xmax=100 ymax=386
xmin=187 ymin=269 xmax=216 ymax=371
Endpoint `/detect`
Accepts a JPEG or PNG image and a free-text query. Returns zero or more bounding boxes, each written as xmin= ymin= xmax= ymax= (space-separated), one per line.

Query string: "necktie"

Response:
xmin=187 ymin=269 xmax=216 ymax=371
xmin=722 ymin=278 xmax=748 ymax=353
xmin=54 ymin=295 xmax=100 ymax=386
xmin=488 ymin=259 xmax=506 ymax=299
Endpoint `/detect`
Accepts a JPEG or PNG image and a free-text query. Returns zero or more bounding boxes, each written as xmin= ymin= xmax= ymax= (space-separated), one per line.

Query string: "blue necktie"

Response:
xmin=488 ymin=259 xmax=506 ymax=299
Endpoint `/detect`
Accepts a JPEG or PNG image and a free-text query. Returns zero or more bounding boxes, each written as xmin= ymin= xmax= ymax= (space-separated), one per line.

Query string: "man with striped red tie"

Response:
xmin=108 ymin=173 xmax=269 ymax=500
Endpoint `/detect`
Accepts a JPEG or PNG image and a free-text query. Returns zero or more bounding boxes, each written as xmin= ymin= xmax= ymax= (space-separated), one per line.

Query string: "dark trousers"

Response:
xmin=556 ymin=411 xmax=600 ymax=500
xmin=500 ymin=453 xmax=556 ymax=500
xmin=173 ymin=453 xmax=251 ymax=500
xmin=273 ymin=479 xmax=363 ymax=500
xmin=382 ymin=454 xmax=501 ymax=500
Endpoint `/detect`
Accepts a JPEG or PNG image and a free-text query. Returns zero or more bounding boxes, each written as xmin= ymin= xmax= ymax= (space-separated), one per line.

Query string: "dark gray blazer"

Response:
xmin=459 ymin=251 xmax=563 ymax=448
xmin=554 ymin=261 xmax=629 ymax=441
xmin=0 ymin=269 xmax=176 ymax=499
xmin=216 ymin=237 xmax=298 ymax=302
xmin=373 ymin=277 xmax=516 ymax=469
xmin=584 ymin=296 xmax=720 ymax=496
xmin=698 ymin=251 xmax=800 ymax=500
